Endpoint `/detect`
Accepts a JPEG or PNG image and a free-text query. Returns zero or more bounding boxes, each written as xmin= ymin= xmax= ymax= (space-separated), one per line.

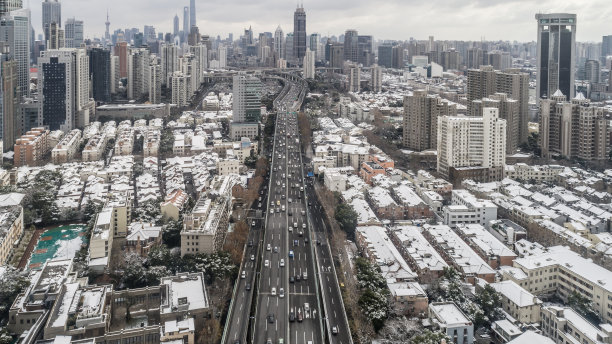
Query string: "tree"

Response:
xmin=147 ymin=245 xmax=172 ymax=267
xmin=0 ymin=328 xmax=13 ymax=344
xmin=473 ymin=284 xmax=504 ymax=328
xmin=224 ymin=221 xmax=249 ymax=264
xmin=162 ymin=219 xmax=183 ymax=247
xmin=335 ymin=203 xmax=358 ymax=240
xmin=0 ymin=267 xmax=30 ymax=320
xmin=132 ymin=199 xmax=162 ymax=224
xmin=568 ymin=291 xmax=601 ymax=324
xmin=358 ymin=288 xmax=389 ymax=332
xmin=410 ymin=330 xmax=451 ymax=344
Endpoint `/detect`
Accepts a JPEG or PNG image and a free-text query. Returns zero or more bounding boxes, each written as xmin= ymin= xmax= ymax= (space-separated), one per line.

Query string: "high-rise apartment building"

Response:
xmin=285 ymin=33 xmax=293 ymax=62
xmin=471 ymin=93 xmax=519 ymax=154
xmin=403 ymin=90 xmax=457 ymax=152
xmin=601 ymin=35 xmax=612 ymax=61
xmin=89 ymin=48 xmax=111 ymax=103
xmin=38 ymin=48 xmax=93 ymax=131
xmin=293 ymin=5 xmax=306 ymax=64
xmin=378 ymin=44 xmax=393 ymax=68
xmin=329 ymin=44 xmax=344 ymax=69
xmin=539 ymin=91 xmax=609 ymax=161
xmin=171 ymin=71 xmax=188 ymax=107
xmin=392 ymin=45 xmax=404 ymax=69
xmin=0 ymin=8 xmax=30 ymax=96
xmin=487 ymin=51 xmax=512 ymax=71
xmin=46 ymin=21 xmax=64 ymax=49
xmin=467 ymin=47 xmax=487 ymax=69
xmin=218 ymin=45 xmax=227 ymax=69
xmin=437 ymin=108 xmax=507 ymax=183
xmin=0 ymin=52 xmax=16 ymax=150
xmin=161 ymin=43 xmax=178 ymax=86
xmin=64 ymin=18 xmax=83 ymax=48
xmin=230 ymin=73 xmax=261 ymax=140
xmin=189 ymin=44 xmax=207 ymax=82
xmin=182 ymin=7 xmax=189 ymax=43
xmin=303 ymin=48 xmax=315 ymax=79
xmin=127 ymin=48 xmax=150 ymax=101
xmin=274 ymin=26 xmax=284 ymax=59
xmin=584 ymin=59 xmax=600 ymax=84
xmin=309 ymin=33 xmax=321 ymax=61
xmin=0 ymin=0 xmax=21 ymax=15
xmin=148 ymin=63 xmax=161 ymax=104
xmin=467 ymin=65 xmax=529 ymax=145
xmin=114 ymin=41 xmax=128 ymax=78
xmin=535 ymin=13 xmax=577 ymax=100
xmin=348 ymin=64 xmax=360 ymax=93
xmin=42 ymin=0 xmax=60 ymax=44
xmin=370 ymin=64 xmax=382 ymax=93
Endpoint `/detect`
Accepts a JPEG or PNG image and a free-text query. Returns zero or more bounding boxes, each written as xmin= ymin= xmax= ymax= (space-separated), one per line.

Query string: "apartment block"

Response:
xmin=51 ymin=129 xmax=82 ymax=164
xmin=14 ymin=127 xmax=50 ymax=167
xmin=429 ymin=302 xmax=474 ymax=344
xmin=403 ymin=90 xmax=457 ymax=151
xmin=489 ymin=280 xmax=541 ymax=324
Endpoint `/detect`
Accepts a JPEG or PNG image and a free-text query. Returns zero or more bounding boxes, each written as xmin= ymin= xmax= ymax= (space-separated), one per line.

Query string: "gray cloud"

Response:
xmin=28 ymin=0 xmax=610 ymax=42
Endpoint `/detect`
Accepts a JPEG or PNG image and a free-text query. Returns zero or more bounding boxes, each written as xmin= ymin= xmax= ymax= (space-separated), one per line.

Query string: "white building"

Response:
xmin=51 ymin=129 xmax=82 ymax=164
xmin=348 ymin=64 xmax=361 ymax=93
xmin=540 ymin=306 xmax=612 ymax=344
xmin=443 ymin=190 xmax=497 ymax=228
xmin=161 ymin=43 xmax=179 ymax=86
xmin=303 ymin=48 xmax=315 ymax=79
xmin=371 ymin=64 xmax=382 ymax=93
xmin=437 ymin=108 xmax=507 ymax=182
xmin=429 ymin=302 xmax=474 ymax=344
xmin=171 ymin=71 xmax=189 ymax=107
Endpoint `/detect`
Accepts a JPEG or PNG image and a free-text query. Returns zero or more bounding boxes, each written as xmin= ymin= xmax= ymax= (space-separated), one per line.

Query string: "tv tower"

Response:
xmin=104 ymin=10 xmax=111 ymax=45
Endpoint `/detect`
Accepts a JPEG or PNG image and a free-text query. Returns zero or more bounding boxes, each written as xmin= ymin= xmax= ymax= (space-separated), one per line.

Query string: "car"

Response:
xmin=282 ymin=205 xmax=286 ymax=212
xmin=248 ymin=240 xmax=253 ymax=247
xmin=267 ymin=314 xmax=275 ymax=323
xmin=270 ymin=201 xmax=274 ymax=206
xmin=279 ymin=339 xmax=284 ymax=344
xmin=276 ymin=200 xmax=280 ymax=206
xmin=282 ymin=183 xmax=286 ymax=188
xmin=266 ymin=339 xmax=272 ymax=344
xmin=265 ymin=260 xmax=269 ymax=267
xmin=289 ymin=276 xmax=295 ymax=283
xmin=270 ymin=208 xmax=274 ymax=214
xmin=276 ymin=208 xmax=279 ymax=213
xmin=294 ymin=222 xmax=298 ymax=229
xmin=280 ymin=259 xmax=285 ymax=267
xmin=298 ymin=231 xmax=303 ymax=237
xmin=296 ymin=274 xmax=301 ymax=282
xmin=304 ymin=237 xmax=309 ymax=244
xmin=241 ymin=271 xmax=246 ymax=279
xmin=308 ymin=201 xmax=312 ymax=206
xmin=301 ymin=210 xmax=306 ymax=216
xmin=246 ymin=283 xmax=251 ymax=291
xmin=297 ymin=308 xmax=303 ymax=322
xmin=252 ymin=220 xmax=256 ymax=226
xmin=279 ymin=288 xmax=285 ymax=298
xmin=274 ymin=246 xmax=278 ymax=253
xmin=293 ymin=239 xmax=299 ymax=246
xmin=316 ymin=240 xmax=321 ymax=245
xmin=302 ymin=223 xmax=306 ymax=229
xmin=303 ymin=271 xmax=308 ymax=280
xmin=250 ymin=254 xmax=255 ymax=261
xmin=271 ymin=287 xmax=276 ymax=296
xmin=288 ymin=198 xmax=292 ymax=203
xmin=258 ymin=202 xmax=262 ymax=208
xmin=288 ymin=210 xmax=292 ymax=216
xmin=266 ymin=244 xmax=271 ymax=251
xmin=288 ymin=250 xmax=294 ymax=258
xmin=304 ymin=303 xmax=310 ymax=315
xmin=332 ymin=326 xmax=338 ymax=335
xmin=289 ymin=311 xmax=295 ymax=322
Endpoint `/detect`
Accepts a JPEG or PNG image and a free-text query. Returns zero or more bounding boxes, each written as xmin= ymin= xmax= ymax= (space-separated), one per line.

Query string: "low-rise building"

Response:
xmin=217 ymin=157 xmax=240 ymax=176
xmin=444 ymin=190 xmax=497 ymax=228
xmin=540 ymin=306 xmax=612 ymax=344
xmin=455 ymin=224 xmax=517 ymax=268
xmin=429 ymin=302 xmax=474 ymax=344
xmin=366 ymin=186 xmax=403 ymax=220
xmin=0 ymin=193 xmax=25 ymax=265
xmin=387 ymin=281 xmax=428 ymax=317
xmin=14 ymin=127 xmax=50 ymax=167
xmin=161 ymin=189 xmax=189 ymax=220
xmin=490 ymin=280 xmax=541 ymax=324
xmin=126 ymin=222 xmax=162 ymax=256
xmin=392 ymin=183 xmax=432 ymax=219
xmin=51 ymin=129 xmax=82 ymax=164
xmin=392 ymin=226 xmax=449 ymax=283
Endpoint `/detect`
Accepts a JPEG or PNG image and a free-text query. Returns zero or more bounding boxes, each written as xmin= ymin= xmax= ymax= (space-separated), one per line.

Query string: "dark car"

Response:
xmin=316 ymin=240 xmax=321 ymax=245
xmin=246 ymin=283 xmax=251 ymax=291
xmin=304 ymin=237 xmax=309 ymax=244
xmin=289 ymin=276 xmax=295 ymax=283
xmin=248 ymin=240 xmax=253 ymax=247
xmin=267 ymin=314 xmax=275 ymax=323
xmin=289 ymin=312 xmax=295 ymax=322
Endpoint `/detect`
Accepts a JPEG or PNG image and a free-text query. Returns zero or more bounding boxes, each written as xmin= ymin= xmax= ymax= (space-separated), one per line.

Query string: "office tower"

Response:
xmin=114 ymin=41 xmax=128 ymax=78
xmin=602 ymin=35 xmax=612 ymax=61
xmin=0 ymin=51 xmax=16 ymax=149
xmin=437 ymin=108 xmax=507 ymax=183
xmin=378 ymin=44 xmax=392 ymax=68
xmin=173 ymin=14 xmax=179 ymax=38
xmin=38 ymin=48 xmax=94 ymax=131
xmin=161 ymin=43 xmax=178 ymax=86
xmin=329 ymin=43 xmax=343 ymax=69
xmin=18 ymin=98 xmax=40 ymax=135
xmin=584 ymin=60 xmax=600 ymax=83
xmin=42 ymin=0 xmax=60 ymax=44
xmin=303 ymin=48 xmax=315 ymax=79
xmin=258 ymin=32 xmax=268 ymax=60
xmin=46 ymin=21 xmax=64 ymax=49
xmin=535 ymin=13 xmax=576 ymax=101
xmin=471 ymin=93 xmax=519 ymax=154
xmin=64 ymin=18 xmax=83 ymax=48
xmin=188 ymin=25 xmax=200 ymax=46
xmin=348 ymin=64 xmax=360 ymax=93
xmin=274 ymin=26 xmax=284 ymax=59
xmin=403 ymin=90 xmax=457 ymax=151
xmin=0 ymin=8 xmax=29 ymax=96
xmin=144 ymin=25 xmax=156 ymax=44
xmin=309 ymin=33 xmax=320 ymax=61
xmin=182 ymin=7 xmax=189 ymax=43
xmin=343 ymin=29 xmax=358 ymax=63
xmin=428 ymin=35 xmax=434 ymax=52
xmin=148 ymin=63 xmax=161 ymax=104
xmin=357 ymin=35 xmax=373 ymax=66
xmin=539 ymin=91 xmax=609 ymax=161
xmin=88 ymin=48 xmax=111 ymax=102
xmin=127 ymin=47 xmax=150 ymax=100
xmin=467 ymin=66 xmax=530 ymax=144
xmin=293 ymin=5 xmax=306 ymax=63
xmin=285 ymin=33 xmax=293 ymax=62
xmin=392 ymin=45 xmax=404 ymax=69
xmin=0 ymin=0 xmax=21 ymax=15
xmin=487 ymin=51 xmax=511 ymax=71
xmin=218 ymin=45 xmax=227 ymax=69
xmin=189 ymin=0 xmax=196 ymax=28
xmin=170 ymin=71 xmax=188 ymax=107
xmin=230 ymin=73 xmax=261 ymax=140
xmin=371 ymin=64 xmax=382 ymax=93
xmin=242 ymin=26 xmax=253 ymax=47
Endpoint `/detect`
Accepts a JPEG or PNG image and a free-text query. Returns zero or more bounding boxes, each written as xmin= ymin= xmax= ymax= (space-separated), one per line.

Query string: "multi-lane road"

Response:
xmin=222 ymin=76 xmax=351 ymax=344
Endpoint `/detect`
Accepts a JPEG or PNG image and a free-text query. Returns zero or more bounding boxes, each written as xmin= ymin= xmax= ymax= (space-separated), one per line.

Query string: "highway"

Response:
xmin=223 ymin=75 xmax=351 ymax=344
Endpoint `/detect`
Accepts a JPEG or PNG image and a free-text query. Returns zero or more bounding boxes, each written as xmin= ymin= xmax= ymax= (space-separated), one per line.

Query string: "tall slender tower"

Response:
xmin=104 ymin=10 xmax=110 ymax=45
xmin=189 ymin=0 xmax=196 ymax=29
xmin=535 ymin=13 xmax=576 ymax=101
xmin=42 ymin=0 xmax=61 ymax=44
xmin=293 ymin=4 xmax=306 ymax=64
xmin=182 ymin=6 xmax=189 ymax=42
xmin=173 ymin=14 xmax=179 ymax=39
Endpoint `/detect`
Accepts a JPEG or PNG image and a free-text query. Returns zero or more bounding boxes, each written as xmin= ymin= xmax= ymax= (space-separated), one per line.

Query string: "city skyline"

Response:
xmin=24 ymin=0 xmax=612 ymax=43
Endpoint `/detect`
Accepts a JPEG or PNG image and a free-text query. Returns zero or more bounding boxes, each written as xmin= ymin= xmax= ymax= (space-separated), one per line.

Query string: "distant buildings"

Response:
xmin=403 ymin=90 xmax=457 ymax=152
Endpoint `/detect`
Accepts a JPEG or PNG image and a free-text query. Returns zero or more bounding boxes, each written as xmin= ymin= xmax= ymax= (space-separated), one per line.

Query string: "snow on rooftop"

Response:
xmin=490 ymin=280 xmax=538 ymax=307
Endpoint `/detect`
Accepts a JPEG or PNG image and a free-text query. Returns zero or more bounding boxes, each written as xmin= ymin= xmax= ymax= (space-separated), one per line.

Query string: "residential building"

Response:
xmin=348 ymin=64 xmax=360 ymax=93
xmin=371 ymin=64 xmax=382 ymax=93
xmin=127 ymin=47 xmax=150 ymax=101
xmin=161 ymin=188 xmax=188 ymax=220
xmin=171 ymin=71 xmax=189 ymax=107
xmin=471 ymin=93 xmax=520 ymax=154
xmin=429 ymin=302 xmax=474 ymax=344
xmin=455 ymin=223 xmax=516 ymax=268
xmin=0 ymin=193 xmax=24 ymax=264
xmin=490 ymin=280 xmax=541 ymax=323
xmin=303 ymin=48 xmax=315 ymax=79
xmin=403 ymin=90 xmax=457 ymax=151
xmin=51 ymin=128 xmax=81 ymax=164
xmin=392 ymin=226 xmax=449 ymax=283
xmin=540 ymin=306 xmax=612 ymax=344
xmin=230 ymin=73 xmax=261 ymax=140
xmin=126 ymin=221 xmax=162 ymax=256
xmin=437 ymin=108 xmax=507 ymax=183
xmin=444 ymin=190 xmax=498 ymax=228
xmin=0 ymin=52 xmax=16 ymax=150
xmin=13 ymin=127 xmax=49 ymax=166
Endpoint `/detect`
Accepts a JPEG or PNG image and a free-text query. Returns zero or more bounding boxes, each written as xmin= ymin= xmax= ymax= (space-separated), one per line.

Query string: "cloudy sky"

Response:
xmin=28 ymin=0 xmax=612 ymax=42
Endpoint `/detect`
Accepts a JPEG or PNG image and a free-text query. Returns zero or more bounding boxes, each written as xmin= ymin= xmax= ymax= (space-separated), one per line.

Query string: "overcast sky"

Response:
xmin=27 ymin=0 xmax=612 ymax=43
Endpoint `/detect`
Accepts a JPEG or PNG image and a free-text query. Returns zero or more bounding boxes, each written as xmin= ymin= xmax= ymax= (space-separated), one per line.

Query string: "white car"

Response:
xmin=251 ymin=254 xmax=255 ymax=261
xmin=270 ymin=208 xmax=274 ymax=214
xmin=279 ymin=288 xmax=285 ymax=298
xmin=271 ymin=287 xmax=276 ymax=296
xmin=265 ymin=260 xmax=269 ymax=267
xmin=267 ymin=244 xmax=271 ymax=251
xmin=280 ymin=259 xmax=285 ymax=267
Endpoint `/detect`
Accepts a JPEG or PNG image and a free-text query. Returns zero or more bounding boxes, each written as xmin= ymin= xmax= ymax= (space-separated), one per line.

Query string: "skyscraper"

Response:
xmin=403 ymin=90 xmax=457 ymax=152
xmin=357 ymin=35 xmax=373 ymax=66
xmin=274 ymin=26 xmax=284 ymax=59
xmin=601 ymin=35 xmax=612 ymax=61
xmin=584 ymin=60 xmax=600 ymax=84
xmin=303 ymin=48 xmax=315 ymax=79
xmin=64 ymin=18 xmax=83 ymax=48
xmin=173 ymin=14 xmax=179 ymax=39
xmin=343 ymin=29 xmax=358 ymax=63
xmin=371 ymin=64 xmax=382 ymax=93
xmin=0 ymin=52 xmax=17 ymax=149
xmin=535 ymin=13 xmax=576 ymax=101
xmin=42 ymin=0 xmax=60 ymax=44
xmin=230 ymin=73 xmax=261 ymax=140
xmin=114 ymin=41 xmax=127 ymax=78
xmin=182 ymin=7 xmax=189 ymax=43
xmin=46 ymin=21 xmax=64 ymax=49
xmin=89 ymin=48 xmax=111 ymax=102
xmin=189 ymin=0 xmax=196 ymax=29
xmin=104 ymin=11 xmax=110 ymax=47
xmin=161 ymin=42 xmax=178 ymax=86
xmin=378 ymin=44 xmax=393 ymax=68
xmin=293 ymin=5 xmax=306 ymax=64
xmin=0 ymin=8 xmax=30 ymax=96
xmin=0 ymin=0 xmax=21 ymax=15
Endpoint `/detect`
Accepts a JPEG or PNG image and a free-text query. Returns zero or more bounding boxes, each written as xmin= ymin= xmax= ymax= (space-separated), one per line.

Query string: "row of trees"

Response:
xmin=354 ymin=257 xmax=390 ymax=331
